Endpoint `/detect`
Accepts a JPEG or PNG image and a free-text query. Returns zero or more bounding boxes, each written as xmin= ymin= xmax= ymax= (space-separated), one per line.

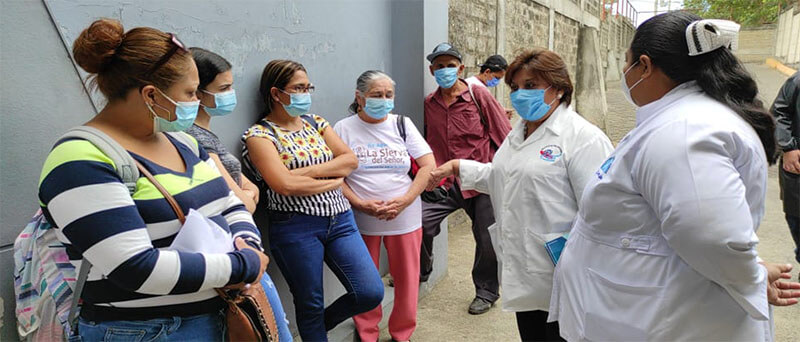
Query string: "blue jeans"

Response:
xmin=261 ymin=272 xmax=293 ymax=342
xmin=787 ymin=215 xmax=800 ymax=263
xmin=75 ymin=311 xmax=224 ymax=341
xmin=268 ymin=209 xmax=384 ymax=342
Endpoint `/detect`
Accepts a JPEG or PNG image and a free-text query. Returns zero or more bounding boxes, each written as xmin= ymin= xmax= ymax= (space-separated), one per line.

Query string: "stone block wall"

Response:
xmin=736 ymin=25 xmax=777 ymax=63
xmin=449 ymin=0 xmax=498 ymax=79
xmin=553 ymin=12 xmax=580 ymax=79
xmin=504 ymin=0 xmax=549 ymax=57
xmin=585 ymin=0 xmax=603 ymax=18
xmin=446 ymin=0 xmax=626 ymax=120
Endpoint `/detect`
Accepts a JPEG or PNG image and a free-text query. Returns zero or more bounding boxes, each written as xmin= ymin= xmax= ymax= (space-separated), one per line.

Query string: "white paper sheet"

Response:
xmin=168 ymin=209 xmax=234 ymax=254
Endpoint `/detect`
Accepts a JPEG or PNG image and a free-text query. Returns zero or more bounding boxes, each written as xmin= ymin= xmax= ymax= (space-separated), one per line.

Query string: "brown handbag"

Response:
xmin=135 ymin=160 xmax=279 ymax=341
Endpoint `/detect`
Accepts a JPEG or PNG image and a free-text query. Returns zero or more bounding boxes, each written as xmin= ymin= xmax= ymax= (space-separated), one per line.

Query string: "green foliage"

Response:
xmin=684 ymin=0 xmax=796 ymax=27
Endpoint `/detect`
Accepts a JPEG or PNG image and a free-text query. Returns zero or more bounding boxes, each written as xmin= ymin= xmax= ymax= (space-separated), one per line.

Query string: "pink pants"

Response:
xmin=353 ymin=228 xmax=422 ymax=342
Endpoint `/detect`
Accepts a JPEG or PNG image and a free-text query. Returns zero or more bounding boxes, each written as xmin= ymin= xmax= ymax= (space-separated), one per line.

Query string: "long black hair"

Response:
xmin=631 ymin=11 xmax=777 ymax=164
xmin=189 ymin=47 xmax=232 ymax=91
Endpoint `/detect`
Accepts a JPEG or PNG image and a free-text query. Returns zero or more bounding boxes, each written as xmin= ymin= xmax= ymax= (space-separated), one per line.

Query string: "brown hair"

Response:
xmin=505 ymin=49 xmax=573 ymax=106
xmin=258 ymin=59 xmax=306 ymax=117
xmin=72 ymin=18 xmax=193 ymax=100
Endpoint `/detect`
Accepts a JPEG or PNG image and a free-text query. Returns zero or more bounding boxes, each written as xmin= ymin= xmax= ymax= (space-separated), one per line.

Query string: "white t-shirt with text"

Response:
xmin=334 ymin=114 xmax=433 ymax=235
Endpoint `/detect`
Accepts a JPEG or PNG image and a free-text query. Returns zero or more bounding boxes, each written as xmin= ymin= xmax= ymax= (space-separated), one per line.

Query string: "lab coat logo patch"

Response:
xmin=596 ymin=156 xmax=615 ymax=179
xmin=540 ymin=145 xmax=563 ymax=162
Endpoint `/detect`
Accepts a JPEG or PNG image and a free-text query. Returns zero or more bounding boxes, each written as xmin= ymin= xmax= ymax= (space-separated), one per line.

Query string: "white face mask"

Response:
xmin=621 ymin=61 xmax=644 ymax=106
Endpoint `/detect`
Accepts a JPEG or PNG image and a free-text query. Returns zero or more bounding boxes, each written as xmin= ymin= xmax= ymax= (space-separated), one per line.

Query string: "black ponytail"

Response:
xmin=631 ymin=11 xmax=777 ymax=164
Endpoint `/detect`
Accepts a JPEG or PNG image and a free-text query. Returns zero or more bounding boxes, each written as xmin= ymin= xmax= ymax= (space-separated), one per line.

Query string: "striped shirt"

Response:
xmin=242 ymin=114 xmax=351 ymax=216
xmin=38 ymin=133 xmax=262 ymax=321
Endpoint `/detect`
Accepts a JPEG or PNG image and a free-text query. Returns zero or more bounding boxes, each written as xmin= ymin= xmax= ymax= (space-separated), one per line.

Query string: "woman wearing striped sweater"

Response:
xmin=38 ymin=19 xmax=267 ymax=340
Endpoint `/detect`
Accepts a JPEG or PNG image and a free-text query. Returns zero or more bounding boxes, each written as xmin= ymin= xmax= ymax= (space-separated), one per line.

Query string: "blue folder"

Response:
xmin=544 ymin=235 xmax=568 ymax=265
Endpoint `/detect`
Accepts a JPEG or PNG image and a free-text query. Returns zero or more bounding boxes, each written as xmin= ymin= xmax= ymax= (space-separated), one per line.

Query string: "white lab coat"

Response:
xmin=549 ymin=82 xmax=773 ymax=341
xmin=460 ymin=104 xmax=613 ymax=312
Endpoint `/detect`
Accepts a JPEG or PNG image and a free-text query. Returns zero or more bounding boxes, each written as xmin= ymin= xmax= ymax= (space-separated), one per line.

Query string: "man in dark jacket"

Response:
xmin=771 ymin=71 xmax=800 ymax=263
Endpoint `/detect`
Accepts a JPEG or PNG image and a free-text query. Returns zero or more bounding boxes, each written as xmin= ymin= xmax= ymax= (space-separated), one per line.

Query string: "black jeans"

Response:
xmin=420 ymin=184 xmax=499 ymax=302
xmin=515 ymin=310 xmax=564 ymax=342
xmin=787 ymin=215 xmax=800 ymax=263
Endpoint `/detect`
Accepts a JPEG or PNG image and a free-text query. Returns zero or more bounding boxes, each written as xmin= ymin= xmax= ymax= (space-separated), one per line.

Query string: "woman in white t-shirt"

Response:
xmin=334 ymin=70 xmax=435 ymax=342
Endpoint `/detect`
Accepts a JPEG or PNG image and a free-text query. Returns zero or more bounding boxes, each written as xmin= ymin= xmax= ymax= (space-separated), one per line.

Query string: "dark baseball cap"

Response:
xmin=426 ymin=42 xmax=462 ymax=63
xmin=481 ymin=55 xmax=508 ymax=70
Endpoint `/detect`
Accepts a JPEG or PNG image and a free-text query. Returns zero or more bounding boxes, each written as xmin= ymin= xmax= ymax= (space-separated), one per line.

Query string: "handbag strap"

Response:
xmin=134 ymin=160 xmax=186 ymax=224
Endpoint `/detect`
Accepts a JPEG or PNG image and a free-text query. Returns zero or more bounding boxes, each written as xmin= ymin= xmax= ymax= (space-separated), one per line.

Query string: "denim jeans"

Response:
xmin=268 ymin=209 xmax=384 ymax=342
xmin=787 ymin=215 xmax=800 ymax=263
xmin=261 ymin=272 xmax=293 ymax=342
xmin=75 ymin=310 xmax=224 ymax=341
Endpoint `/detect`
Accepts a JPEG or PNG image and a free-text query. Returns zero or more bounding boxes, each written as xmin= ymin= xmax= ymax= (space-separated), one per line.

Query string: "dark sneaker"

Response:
xmin=468 ymin=297 xmax=493 ymax=315
xmin=388 ymin=276 xmax=394 ymax=287
xmin=419 ymin=272 xmax=431 ymax=283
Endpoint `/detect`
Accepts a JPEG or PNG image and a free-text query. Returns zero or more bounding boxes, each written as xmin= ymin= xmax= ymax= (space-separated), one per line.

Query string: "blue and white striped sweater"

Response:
xmin=38 ymin=133 xmax=261 ymax=320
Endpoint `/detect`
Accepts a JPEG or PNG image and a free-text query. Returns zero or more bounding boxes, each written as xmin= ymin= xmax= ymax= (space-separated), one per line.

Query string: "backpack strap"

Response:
xmin=60 ymin=126 xmax=140 ymax=193
xmin=467 ymin=84 xmax=489 ymax=133
xmin=67 ymin=261 xmax=91 ymax=335
xmin=166 ymin=132 xmax=200 ymax=157
xmin=396 ymin=115 xmax=407 ymax=142
xmin=57 ymin=126 xmax=141 ymax=335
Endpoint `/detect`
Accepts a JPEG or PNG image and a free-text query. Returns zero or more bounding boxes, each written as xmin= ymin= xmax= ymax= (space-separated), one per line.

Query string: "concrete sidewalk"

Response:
xmin=381 ymin=63 xmax=800 ymax=341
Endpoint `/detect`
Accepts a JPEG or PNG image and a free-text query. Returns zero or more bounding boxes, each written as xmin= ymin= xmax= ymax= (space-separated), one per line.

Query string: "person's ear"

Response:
xmin=639 ymin=55 xmax=654 ymax=80
xmin=355 ymin=91 xmax=366 ymax=107
xmin=429 ymin=65 xmax=435 ymax=76
xmin=270 ymin=87 xmax=284 ymax=104
xmin=140 ymin=85 xmax=157 ymax=105
xmin=458 ymin=64 xmax=465 ymax=75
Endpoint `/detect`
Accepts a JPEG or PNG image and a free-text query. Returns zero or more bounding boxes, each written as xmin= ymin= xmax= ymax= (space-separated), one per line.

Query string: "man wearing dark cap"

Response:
xmin=421 ymin=42 xmax=511 ymax=314
xmin=466 ymin=54 xmax=508 ymax=89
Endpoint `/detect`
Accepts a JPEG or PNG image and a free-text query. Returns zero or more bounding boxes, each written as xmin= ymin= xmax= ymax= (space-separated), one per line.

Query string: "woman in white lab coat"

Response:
xmin=549 ymin=12 xmax=800 ymax=341
xmin=428 ymin=49 xmax=613 ymax=341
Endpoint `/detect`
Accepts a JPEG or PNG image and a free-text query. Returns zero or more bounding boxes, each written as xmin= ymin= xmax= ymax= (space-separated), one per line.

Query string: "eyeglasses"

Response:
xmin=282 ymin=85 xmax=316 ymax=94
xmin=147 ymin=33 xmax=189 ymax=74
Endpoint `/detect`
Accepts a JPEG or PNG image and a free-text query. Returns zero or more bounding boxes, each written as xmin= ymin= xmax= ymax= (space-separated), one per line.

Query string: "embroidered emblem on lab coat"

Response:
xmin=540 ymin=145 xmax=563 ymax=162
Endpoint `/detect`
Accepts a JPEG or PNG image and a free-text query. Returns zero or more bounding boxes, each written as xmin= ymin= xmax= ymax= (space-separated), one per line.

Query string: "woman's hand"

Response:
xmin=223 ymin=237 xmax=269 ymax=291
xmin=762 ymin=262 xmax=800 ymax=306
xmin=357 ymin=199 xmax=386 ymax=217
xmin=382 ymin=195 xmax=413 ymax=220
xmin=427 ymin=160 xmax=458 ymax=191
xmin=242 ymin=180 xmax=260 ymax=204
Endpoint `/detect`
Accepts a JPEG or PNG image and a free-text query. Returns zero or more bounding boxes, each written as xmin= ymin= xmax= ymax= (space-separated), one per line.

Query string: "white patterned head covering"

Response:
xmin=685 ymin=19 xmax=740 ymax=56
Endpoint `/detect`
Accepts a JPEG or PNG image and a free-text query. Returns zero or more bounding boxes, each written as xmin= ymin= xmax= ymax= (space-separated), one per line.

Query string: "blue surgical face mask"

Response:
xmin=486 ymin=77 xmax=500 ymax=88
xmin=434 ymin=67 xmax=459 ymax=89
xmin=363 ymin=97 xmax=394 ymax=120
xmin=147 ymin=88 xmax=200 ymax=133
xmin=279 ymin=90 xmax=312 ymax=117
xmin=202 ymin=89 xmax=237 ymax=116
xmin=510 ymin=86 xmax=558 ymax=122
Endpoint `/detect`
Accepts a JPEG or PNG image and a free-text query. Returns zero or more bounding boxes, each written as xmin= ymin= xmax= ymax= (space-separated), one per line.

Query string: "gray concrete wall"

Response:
xmin=775 ymin=5 xmax=800 ymax=67
xmin=0 ymin=0 xmax=449 ymax=340
xmin=736 ymin=25 xmax=778 ymax=63
xmin=575 ymin=27 xmax=608 ymax=131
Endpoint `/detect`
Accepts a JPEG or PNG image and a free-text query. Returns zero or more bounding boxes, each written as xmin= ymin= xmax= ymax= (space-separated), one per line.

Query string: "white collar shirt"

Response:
xmin=550 ymin=82 xmax=772 ymax=341
xmin=459 ymin=103 xmax=613 ymax=312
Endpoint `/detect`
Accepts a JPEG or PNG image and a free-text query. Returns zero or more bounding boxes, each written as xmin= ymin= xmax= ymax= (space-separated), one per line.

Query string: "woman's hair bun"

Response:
xmin=72 ymin=18 xmax=124 ymax=74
